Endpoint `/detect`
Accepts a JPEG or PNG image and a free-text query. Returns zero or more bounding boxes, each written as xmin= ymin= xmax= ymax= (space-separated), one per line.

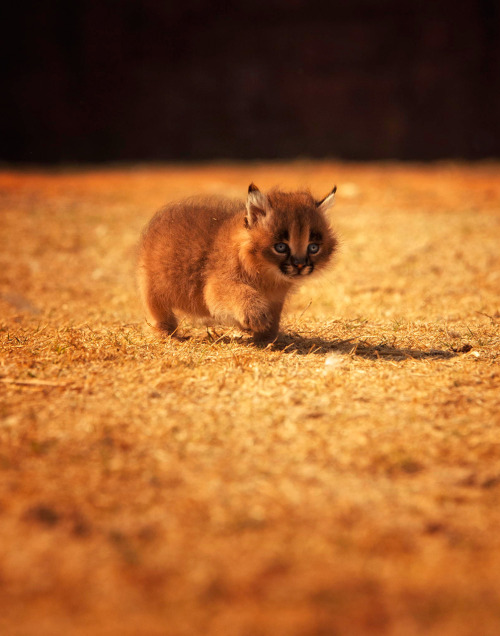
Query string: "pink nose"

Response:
xmin=292 ymin=256 xmax=306 ymax=269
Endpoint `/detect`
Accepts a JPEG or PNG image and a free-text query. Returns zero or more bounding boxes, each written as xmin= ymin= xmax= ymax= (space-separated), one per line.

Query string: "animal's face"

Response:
xmin=243 ymin=185 xmax=338 ymax=283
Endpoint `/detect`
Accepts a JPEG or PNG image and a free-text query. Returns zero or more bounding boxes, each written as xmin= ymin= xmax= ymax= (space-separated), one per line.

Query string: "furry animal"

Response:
xmin=138 ymin=183 xmax=338 ymax=342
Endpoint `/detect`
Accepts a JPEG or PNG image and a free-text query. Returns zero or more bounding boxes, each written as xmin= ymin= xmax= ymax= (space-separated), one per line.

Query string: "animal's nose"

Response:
xmin=291 ymin=256 xmax=306 ymax=268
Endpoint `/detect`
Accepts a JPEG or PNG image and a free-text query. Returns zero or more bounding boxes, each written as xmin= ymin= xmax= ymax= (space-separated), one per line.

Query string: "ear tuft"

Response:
xmin=246 ymin=184 xmax=271 ymax=227
xmin=317 ymin=186 xmax=337 ymax=214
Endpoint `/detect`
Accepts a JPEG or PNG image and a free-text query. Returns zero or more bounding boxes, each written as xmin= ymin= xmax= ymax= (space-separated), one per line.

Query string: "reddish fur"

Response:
xmin=138 ymin=186 xmax=337 ymax=342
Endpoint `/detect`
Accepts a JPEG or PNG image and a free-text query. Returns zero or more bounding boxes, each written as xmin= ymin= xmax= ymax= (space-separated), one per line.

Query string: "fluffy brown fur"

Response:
xmin=138 ymin=184 xmax=338 ymax=342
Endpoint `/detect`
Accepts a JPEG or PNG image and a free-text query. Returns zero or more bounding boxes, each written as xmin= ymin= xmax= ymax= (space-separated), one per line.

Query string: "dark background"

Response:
xmin=3 ymin=0 xmax=499 ymax=163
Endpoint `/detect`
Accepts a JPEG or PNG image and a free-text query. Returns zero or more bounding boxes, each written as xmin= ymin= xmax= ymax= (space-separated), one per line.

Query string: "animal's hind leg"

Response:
xmin=151 ymin=310 xmax=179 ymax=335
xmin=145 ymin=297 xmax=178 ymax=335
xmin=139 ymin=272 xmax=179 ymax=336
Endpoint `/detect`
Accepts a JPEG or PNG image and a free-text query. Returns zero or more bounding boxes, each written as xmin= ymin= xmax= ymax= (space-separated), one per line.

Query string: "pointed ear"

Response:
xmin=246 ymin=183 xmax=271 ymax=227
xmin=317 ymin=185 xmax=337 ymax=214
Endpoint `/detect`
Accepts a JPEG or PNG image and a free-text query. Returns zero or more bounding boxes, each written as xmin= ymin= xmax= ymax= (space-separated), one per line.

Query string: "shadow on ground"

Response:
xmin=272 ymin=333 xmax=458 ymax=360
xmin=200 ymin=329 xmax=460 ymax=361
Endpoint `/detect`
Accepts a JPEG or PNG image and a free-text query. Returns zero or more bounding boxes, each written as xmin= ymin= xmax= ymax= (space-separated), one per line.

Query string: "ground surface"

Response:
xmin=1 ymin=161 xmax=499 ymax=636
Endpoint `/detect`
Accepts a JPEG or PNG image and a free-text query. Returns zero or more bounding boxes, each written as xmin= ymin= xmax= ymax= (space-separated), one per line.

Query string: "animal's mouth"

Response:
xmin=280 ymin=263 xmax=314 ymax=278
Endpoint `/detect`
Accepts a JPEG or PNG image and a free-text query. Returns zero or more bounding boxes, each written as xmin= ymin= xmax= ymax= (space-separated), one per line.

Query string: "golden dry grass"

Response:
xmin=1 ymin=161 xmax=499 ymax=636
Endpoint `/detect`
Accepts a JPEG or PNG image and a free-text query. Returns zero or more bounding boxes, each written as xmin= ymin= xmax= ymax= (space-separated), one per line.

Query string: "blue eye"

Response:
xmin=308 ymin=243 xmax=320 ymax=254
xmin=274 ymin=242 xmax=288 ymax=254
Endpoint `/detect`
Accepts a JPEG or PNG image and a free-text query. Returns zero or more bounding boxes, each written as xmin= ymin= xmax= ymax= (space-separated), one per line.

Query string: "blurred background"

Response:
xmin=3 ymin=0 xmax=499 ymax=164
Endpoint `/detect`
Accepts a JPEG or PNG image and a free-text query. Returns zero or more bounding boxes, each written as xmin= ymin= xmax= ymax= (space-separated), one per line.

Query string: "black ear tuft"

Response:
xmin=332 ymin=185 xmax=337 ymax=195
xmin=248 ymin=183 xmax=259 ymax=193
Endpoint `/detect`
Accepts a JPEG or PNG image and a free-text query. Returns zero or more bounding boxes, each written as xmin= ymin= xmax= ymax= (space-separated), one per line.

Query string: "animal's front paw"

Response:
xmin=242 ymin=307 xmax=272 ymax=334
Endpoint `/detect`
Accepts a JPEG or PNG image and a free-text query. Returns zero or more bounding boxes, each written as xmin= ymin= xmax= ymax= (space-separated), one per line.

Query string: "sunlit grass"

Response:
xmin=1 ymin=161 xmax=500 ymax=636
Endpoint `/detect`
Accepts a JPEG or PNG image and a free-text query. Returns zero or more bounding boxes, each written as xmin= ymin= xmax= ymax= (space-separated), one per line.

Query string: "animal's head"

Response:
xmin=242 ymin=183 xmax=338 ymax=283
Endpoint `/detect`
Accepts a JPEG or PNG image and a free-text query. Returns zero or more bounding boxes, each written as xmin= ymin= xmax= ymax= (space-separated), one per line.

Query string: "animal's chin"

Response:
xmin=280 ymin=266 xmax=314 ymax=279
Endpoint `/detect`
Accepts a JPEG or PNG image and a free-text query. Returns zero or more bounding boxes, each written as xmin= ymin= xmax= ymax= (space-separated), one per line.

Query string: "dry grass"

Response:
xmin=1 ymin=161 xmax=500 ymax=636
